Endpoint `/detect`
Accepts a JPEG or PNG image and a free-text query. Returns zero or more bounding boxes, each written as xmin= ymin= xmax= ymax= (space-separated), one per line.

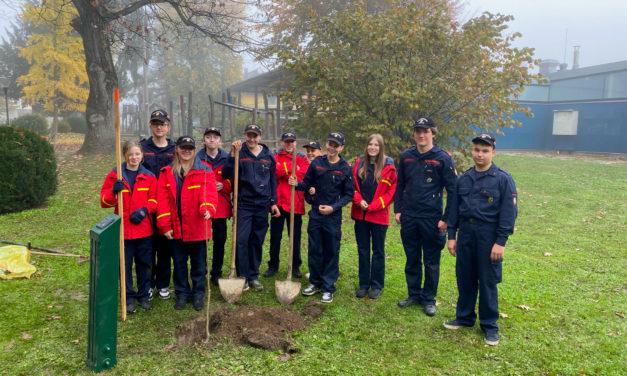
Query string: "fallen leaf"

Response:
xmin=615 ymin=312 xmax=626 ymax=319
xmin=22 ymin=333 xmax=32 ymax=340
xmin=72 ymin=339 xmax=79 ymax=344
xmin=607 ymin=330 xmax=617 ymax=336
xmin=5 ymin=340 xmax=15 ymax=350
xmin=163 ymin=343 xmax=176 ymax=351
xmin=517 ymin=305 xmax=533 ymax=311
xmin=499 ymin=312 xmax=509 ymax=318
xmin=52 ymin=316 xmax=61 ymax=320
xmin=435 ymin=301 xmax=441 ymax=306
xmin=543 ymin=252 xmax=552 ymax=257
xmin=278 ymin=353 xmax=292 ymax=362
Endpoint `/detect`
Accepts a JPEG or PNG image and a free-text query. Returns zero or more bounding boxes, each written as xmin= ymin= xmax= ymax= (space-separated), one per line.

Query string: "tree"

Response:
xmin=272 ymin=0 xmax=542 ymax=158
xmin=0 ymin=20 xmax=32 ymax=100
xmin=18 ymin=0 xmax=88 ymax=139
xmin=69 ymin=0 xmax=249 ymax=154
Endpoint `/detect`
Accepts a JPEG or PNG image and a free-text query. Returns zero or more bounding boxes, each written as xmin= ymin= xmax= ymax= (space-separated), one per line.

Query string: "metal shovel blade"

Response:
xmin=218 ymin=277 xmax=246 ymax=304
xmin=275 ymin=279 xmax=301 ymax=305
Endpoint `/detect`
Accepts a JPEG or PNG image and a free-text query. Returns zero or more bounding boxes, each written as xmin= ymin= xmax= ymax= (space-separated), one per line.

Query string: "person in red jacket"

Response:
xmin=196 ymin=127 xmax=232 ymax=286
xmin=157 ymin=136 xmax=218 ymax=311
xmin=351 ymin=134 xmax=397 ymax=299
xmin=100 ymin=140 xmax=158 ymax=314
xmin=263 ymin=132 xmax=309 ymax=278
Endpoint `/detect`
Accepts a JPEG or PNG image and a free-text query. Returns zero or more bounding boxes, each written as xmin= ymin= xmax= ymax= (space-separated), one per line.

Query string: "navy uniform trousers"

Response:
xmin=235 ymin=204 xmax=269 ymax=281
xmin=268 ymin=208 xmax=303 ymax=272
xmin=151 ymin=217 xmax=172 ymax=291
xmin=354 ymin=219 xmax=387 ymax=290
xmin=210 ymin=218 xmax=227 ymax=279
xmin=455 ymin=220 xmax=502 ymax=333
xmin=307 ymin=216 xmax=342 ymax=294
xmin=171 ymin=239 xmax=207 ymax=301
xmin=400 ymin=216 xmax=446 ymax=305
xmin=124 ymin=237 xmax=153 ymax=304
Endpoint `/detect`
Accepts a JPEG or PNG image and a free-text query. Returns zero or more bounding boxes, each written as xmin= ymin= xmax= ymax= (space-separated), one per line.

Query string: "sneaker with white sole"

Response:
xmin=321 ymin=292 xmax=333 ymax=303
xmin=158 ymin=288 xmax=171 ymax=300
xmin=484 ymin=331 xmax=499 ymax=346
xmin=443 ymin=320 xmax=474 ymax=330
xmin=148 ymin=288 xmax=154 ymax=301
xmin=302 ymin=284 xmax=321 ymax=296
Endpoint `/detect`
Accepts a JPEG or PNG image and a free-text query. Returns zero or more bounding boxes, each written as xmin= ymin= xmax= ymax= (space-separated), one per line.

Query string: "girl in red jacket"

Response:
xmin=100 ymin=140 xmax=158 ymax=314
xmin=351 ymin=134 xmax=397 ymax=300
xmin=157 ymin=136 xmax=218 ymax=311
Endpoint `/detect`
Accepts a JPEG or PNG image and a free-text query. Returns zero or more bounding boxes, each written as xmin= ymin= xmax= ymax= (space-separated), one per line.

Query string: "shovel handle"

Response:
xmin=229 ymin=149 xmax=239 ymax=278
xmin=114 ymin=88 xmax=126 ymax=322
xmin=287 ymin=148 xmax=296 ymax=280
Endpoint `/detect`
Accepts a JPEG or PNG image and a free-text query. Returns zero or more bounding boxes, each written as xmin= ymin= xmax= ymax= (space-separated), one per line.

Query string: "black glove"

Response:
xmin=112 ymin=180 xmax=124 ymax=194
xmin=129 ymin=207 xmax=147 ymax=224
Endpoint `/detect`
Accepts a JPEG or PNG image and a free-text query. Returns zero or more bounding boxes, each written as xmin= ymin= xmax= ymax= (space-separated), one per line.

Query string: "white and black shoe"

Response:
xmin=321 ymin=292 xmax=333 ymax=303
xmin=302 ymin=284 xmax=321 ymax=296
xmin=158 ymin=288 xmax=171 ymax=300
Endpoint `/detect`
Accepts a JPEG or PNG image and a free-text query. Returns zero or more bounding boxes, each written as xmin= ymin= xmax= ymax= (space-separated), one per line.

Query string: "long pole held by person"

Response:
xmin=114 ymin=88 xmax=127 ymax=322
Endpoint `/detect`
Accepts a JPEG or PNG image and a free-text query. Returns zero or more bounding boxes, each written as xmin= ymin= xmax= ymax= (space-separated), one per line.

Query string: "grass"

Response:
xmin=0 ymin=143 xmax=626 ymax=375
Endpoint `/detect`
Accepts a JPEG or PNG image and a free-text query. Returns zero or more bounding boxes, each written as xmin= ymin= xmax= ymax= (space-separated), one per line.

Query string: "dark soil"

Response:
xmin=175 ymin=300 xmax=326 ymax=352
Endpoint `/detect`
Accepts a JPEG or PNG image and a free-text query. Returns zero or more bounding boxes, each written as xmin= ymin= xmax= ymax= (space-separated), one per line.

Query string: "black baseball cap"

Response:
xmin=176 ymin=136 xmax=195 ymax=148
xmin=281 ymin=132 xmax=296 ymax=141
xmin=204 ymin=127 xmax=221 ymax=136
xmin=413 ymin=117 xmax=435 ymax=129
xmin=303 ymin=141 xmax=321 ymax=150
xmin=472 ymin=133 xmax=496 ymax=148
xmin=326 ymin=132 xmax=345 ymax=146
xmin=244 ymin=124 xmax=261 ymax=135
xmin=150 ymin=109 xmax=170 ymax=123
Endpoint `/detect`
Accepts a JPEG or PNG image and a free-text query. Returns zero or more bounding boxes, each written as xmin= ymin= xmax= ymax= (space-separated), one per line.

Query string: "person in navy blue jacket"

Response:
xmin=222 ymin=124 xmax=280 ymax=292
xmin=140 ymin=109 xmax=176 ymax=301
xmin=289 ymin=132 xmax=354 ymax=303
xmin=395 ymin=117 xmax=457 ymax=317
xmin=444 ymin=134 xmax=517 ymax=346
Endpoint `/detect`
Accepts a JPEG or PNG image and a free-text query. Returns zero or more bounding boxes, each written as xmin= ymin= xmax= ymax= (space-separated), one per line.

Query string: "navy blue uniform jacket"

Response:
xmin=297 ymin=155 xmax=354 ymax=221
xmin=222 ymin=144 xmax=277 ymax=208
xmin=140 ymin=137 xmax=176 ymax=179
xmin=394 ymin=145 xmax=457 ymax=221
xmin=447 ymin=163 xmax=518 ymax=246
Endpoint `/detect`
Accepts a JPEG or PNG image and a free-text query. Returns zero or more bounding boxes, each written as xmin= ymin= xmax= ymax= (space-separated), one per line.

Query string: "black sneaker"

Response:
xmin=262 ymin=268 xmax=278 ymax=278
xmin=249 ymin=279 xmax=264 ymax=291
xmin=140 ymin=300 xmax=152 ymax=310
xmin=242 ymin=281 xmax=250 ymax=291
xmin=302 ymin=284 xmax=321 ymax=296
xmin=193 ymin=299 xmax=204 ymax=311
xmin=423 ymin=304 xmax=436 ymax=316
xmin=210 ymin=276 xmax=219 ymax=286
xmin=126 ymin=302 xmax=137 ymax=314
xmin=368 ymin=288 xmax=382 ymax=299
xmin=148 ymin=288 xmax=154 ymax=301
xmin=174 ymin=298 xmax=186 ymax=310
xmin=292 ymin=269 xmax=303 ymax=278
xmin=484 ymin=331 xmax=499 ymax=346
xmin=443 ymin=320 xmax=473 ymax=330
xmin=397 ymin=298 xmax=419 ymax=308
xmin=355 ymin=288 xmax=368 ymax=298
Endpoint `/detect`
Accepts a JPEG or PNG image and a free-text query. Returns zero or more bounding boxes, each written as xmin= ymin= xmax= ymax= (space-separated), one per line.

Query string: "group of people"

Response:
xmin=100 ymin=109 xmax=518 ymax=346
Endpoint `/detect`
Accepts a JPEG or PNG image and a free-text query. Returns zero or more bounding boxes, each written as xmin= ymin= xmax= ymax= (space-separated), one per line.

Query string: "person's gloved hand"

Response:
xmin=130 ymin=207 xmax=147 ymax=224
xmin=112 ymin=180 xmax=124 ymax=194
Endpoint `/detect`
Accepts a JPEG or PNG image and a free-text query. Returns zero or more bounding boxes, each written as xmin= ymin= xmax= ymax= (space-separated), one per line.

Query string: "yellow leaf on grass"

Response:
xmin=517 ymin=305 xmax=533 ymax=311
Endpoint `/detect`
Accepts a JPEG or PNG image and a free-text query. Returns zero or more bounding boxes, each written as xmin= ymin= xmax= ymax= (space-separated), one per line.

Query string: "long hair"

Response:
xmin=358 ymin=134 xmax=387 ymax=183
xmin=172 ymin=146 xmax=196 ymax=178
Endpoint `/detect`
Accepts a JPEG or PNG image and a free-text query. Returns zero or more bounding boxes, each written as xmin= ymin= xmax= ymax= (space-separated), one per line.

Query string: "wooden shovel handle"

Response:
xmin=229 ymin=150 xmax=239 ymax=278
xmin=287 ymin=148 xmax=296 ymax=280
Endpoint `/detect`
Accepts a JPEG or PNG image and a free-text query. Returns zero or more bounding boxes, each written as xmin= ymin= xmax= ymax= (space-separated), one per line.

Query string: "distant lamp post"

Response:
xmin=1 ymin=77 xmax=8 ymax=125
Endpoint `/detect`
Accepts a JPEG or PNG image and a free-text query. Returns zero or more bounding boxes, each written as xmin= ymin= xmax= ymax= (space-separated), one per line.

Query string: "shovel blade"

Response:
xmin=218 ymin=277 xmax=246 ymax=303
xmin=275 ymin=280 xmax=301 ymax=305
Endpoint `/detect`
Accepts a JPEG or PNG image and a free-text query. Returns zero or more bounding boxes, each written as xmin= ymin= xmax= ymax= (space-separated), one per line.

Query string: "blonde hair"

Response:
xmin=358 ymin=134 xmax=387 ymax=183
xmin=172 ymin=146 xmax=196 ymax=178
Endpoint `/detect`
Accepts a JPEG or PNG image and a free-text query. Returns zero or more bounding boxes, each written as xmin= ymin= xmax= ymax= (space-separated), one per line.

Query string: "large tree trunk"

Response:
xmin=71 ymin=1 xmax=118 ymax=154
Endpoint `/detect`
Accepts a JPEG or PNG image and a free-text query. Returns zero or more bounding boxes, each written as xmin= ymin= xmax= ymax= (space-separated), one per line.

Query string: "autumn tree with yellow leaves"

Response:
xmin=18 ymin=0 xmax=88 ymax=140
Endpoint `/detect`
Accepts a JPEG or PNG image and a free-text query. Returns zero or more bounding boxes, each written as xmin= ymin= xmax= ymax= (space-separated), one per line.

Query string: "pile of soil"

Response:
xmin=175 ymin=300 xmax=326 ymax=352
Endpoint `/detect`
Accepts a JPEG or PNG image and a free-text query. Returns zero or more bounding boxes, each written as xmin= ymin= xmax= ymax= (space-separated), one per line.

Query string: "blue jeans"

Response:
xmin=171 ymin=239 xmax=207 ymax=301
xmin=354 ymin=219 xmax=388 ymax=290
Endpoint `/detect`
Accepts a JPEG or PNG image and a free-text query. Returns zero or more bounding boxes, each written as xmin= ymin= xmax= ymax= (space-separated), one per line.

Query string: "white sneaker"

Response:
xmin=302 ymin=284 xmax=321 ymax=296
xmin=321 ymin=292 xmax=333 ymax=303
xmin=158 ymin=288 xmax=171 ymax=300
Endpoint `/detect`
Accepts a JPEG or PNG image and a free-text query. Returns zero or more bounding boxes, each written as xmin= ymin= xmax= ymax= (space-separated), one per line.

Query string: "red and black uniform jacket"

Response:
xmin=197 ymin=148 xmax=233 ymax=219
xmin=274 ymin=149 xmax=309 ymax=214
xmin=351 ymin=157 xmax=397 ymax=226
xmin=100 ymin=164 xmax=157 ymax=239
xmin=156 ymin=160 xmax=218 ymax=241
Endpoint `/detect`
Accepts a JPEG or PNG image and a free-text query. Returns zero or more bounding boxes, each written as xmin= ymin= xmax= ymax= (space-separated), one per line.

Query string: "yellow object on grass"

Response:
xmin=0 ymin=245 xmax=37 ymax=279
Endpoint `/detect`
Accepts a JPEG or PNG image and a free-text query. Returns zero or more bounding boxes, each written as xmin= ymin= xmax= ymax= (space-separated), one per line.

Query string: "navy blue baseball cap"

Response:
xmin=244 ymin=124 xmax=262 ymax=135
xmin=327 ymin=132 xmax=345 ymax=146
xmin=176 ymin=135 xmax=195 ymax=148
xmin=204 ymin=127 xmax=221 ymax=136
xmin=472 ymin=133 xmax=496 ymax=148
xmin=150 ymin=109 xmax=170 ymax=122
xmin=303 ymin=141 xmax=321 ymax=150
xmin=413 ymin=117 xmax=435 ymax=129
xmin=281 ymin=132 xmax=296 ymax=141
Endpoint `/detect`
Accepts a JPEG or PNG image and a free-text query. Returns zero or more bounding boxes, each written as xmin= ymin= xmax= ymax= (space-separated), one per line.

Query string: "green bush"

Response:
xmin=66 ymin=116 xmax=87 ymax=134
xmin=12 ymin=114 xmax=49 ymax=135
xmin=57 ymin=120 xmax=71 ymax=133
xmin=0 ymin=127 xmax=58 ymax=214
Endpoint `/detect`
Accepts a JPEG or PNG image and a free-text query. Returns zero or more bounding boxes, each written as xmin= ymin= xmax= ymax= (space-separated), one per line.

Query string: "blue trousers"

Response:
xmin=307 ymin=217 xmax=342 ymax=293
xmin=268 ymin=209 xmax=303 ymax=271
xmin=235 ymin=205 xmax=269 ymax=281
xmin=151 ymin=232 xmax=172 ymax=290
xmin=354 ymin=219 xmax=388 ymax=290
xmin=210 ymin=218 xmax=227 ymax=278
xmin=454 ymin=221 xmax=502 ymax=333
xmin=124 ymin=237 xmax=152 ymax=304
xmin=171 ymin=239 xmax=207 ymax=301
xmin=400 ymin=216 xmax=446 ymax=305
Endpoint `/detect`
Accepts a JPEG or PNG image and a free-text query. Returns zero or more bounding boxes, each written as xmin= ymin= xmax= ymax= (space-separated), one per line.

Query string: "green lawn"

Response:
xmin=0 ymin=151 xmax=625 ymax=375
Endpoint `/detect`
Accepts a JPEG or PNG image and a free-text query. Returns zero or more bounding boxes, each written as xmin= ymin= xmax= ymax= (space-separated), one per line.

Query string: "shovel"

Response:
xmin=275 ymin=148 xmax=302 ymax=305
xmin=219 ymin=147 xmax=246 ymax=303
